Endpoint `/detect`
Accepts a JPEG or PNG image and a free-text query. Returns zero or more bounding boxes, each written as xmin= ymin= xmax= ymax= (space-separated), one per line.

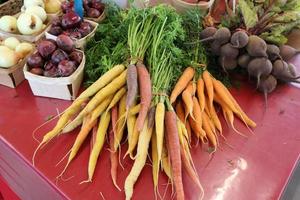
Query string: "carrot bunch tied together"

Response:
xmin=171 ymin=68 xmax=257 ymax=152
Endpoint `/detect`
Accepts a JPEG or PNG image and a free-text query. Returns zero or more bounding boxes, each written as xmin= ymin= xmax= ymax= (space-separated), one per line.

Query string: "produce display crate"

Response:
xmin=23 ymin=50 xmax=85 ymax=100
xmin=171 ymin=0 xmax=215 ymax=12
xmin=0 ymin=14 xmax=51 ymax=43
xmin=85 ymin=8 xmax=106 ymax=23
xmin=0 ymin=61 xmax=26 ymax=88
xmin=45 ymin=20 xmax=99 ymax=50
xmin=0 ymin=0 xmax=22 ymax=17
xmin=0 ymin=38 xmax=34 ymax=88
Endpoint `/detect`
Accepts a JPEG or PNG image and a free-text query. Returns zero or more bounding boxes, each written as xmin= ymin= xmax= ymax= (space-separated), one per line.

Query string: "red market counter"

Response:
xmin=1 ymin=57 xmax=300 ymax=200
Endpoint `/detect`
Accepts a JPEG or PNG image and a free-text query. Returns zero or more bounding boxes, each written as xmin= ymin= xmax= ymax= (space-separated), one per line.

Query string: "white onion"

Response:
xmin=0 ymin=16 xmax=17 ymax=33
xmin=24 ymin=0 xmax=44 ymax=9
xmin=0 ymin=46 xmax=19 ymax=68
xmin=17 ymin=13 xmax=43 ymax=35
xmin=25 ymin=6 xmax=47 ymax=22
xmin=15 ymin=42 xmax=33 ymax=58
xmin=4 ymin=37 xmax=20 ymax=50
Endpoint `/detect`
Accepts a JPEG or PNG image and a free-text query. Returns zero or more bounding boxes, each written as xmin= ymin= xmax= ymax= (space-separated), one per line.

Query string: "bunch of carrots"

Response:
xmin=171 ymin=67 xmax=257 ymax=151
xmin=32 ymin=5 xmax=256 ymax=200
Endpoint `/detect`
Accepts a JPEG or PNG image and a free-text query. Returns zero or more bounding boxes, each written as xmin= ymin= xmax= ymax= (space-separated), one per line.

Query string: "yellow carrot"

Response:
xmin=77 ymin=64 xmax=125 ymax=100
xmin=62 ymin=95 xmax=113 ymax=133
xmin=87 ymin=111 xmax=111 ymax=181
xmin=125 ymin=120 xmax=153 ymax=200
xmin=162 ymin=145 xmax=172 ymax=181
xmin=129 ymin=104 xmax=141 ymax=115
xmin=126 ymin=111 xmax=139 ymax=159
xmin=114 ymin=94 xmax=127 ymax=150
xmin=151 ymin=132 xmax=159 ymax=199
xmin=32 ymin=98 xmax=87 ymax=166
xmin=83 ymin=69 xmax=127 ymax=115
xmin=107 ymin=87 xmax=127 ymax=111
xmin=155 ymin=102 xmax=165 ymax=166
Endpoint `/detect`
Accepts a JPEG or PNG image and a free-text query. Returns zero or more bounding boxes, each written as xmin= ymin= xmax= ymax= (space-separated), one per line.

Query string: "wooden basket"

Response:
xmin=85 ymin=8 xmax=106 ymax=23
xmin=0 ymin=14 xmax=51 ymax=43
xmin=23 ymin=50 xmax=85 ymax=100
xmin=0 ymin=38 xmax=34 ymax=88
xmin=171 ymin=0 xmax=215 ymax=13
xmin=45 ymin=20 xmax=98 ymax=50
xmin=0 ymin=0 xmax=22 ymax=17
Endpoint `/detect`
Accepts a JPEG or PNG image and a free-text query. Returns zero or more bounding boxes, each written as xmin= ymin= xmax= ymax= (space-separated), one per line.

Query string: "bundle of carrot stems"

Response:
xmin=32 ymin=4 xmax=256 ymax=200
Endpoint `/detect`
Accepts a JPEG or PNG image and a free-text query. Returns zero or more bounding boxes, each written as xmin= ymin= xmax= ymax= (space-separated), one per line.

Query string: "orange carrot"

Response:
xmin=182 ymin=82 xmax=196 ymax=120
xmin=135 ymin=62 xmax=152 ymax=132
xmin=208 ymin=102 xmax=222 ymax=133
xmin=202 ymin=71 xmax=214 ymax=109
xmin=180 ymin=146 xmax=203 ymax=194
xmin=214 ymin=80 xmax=256 ymax=128
xmin=170 ymin=67 xmax=195 ymax=103
xmin=57 ymin=114 xmax=97 ymax=178
xmin=175 ymin=101 xmax=191 ymax=142
xmin=192 ymin=97 xmax=206 ymax=140
xmin=202 ymin=112 xmax=217 ymax=149
xmin=196 ymin=77 xmax=205 ymax=112
xmin=165 ymin=111 xmax=184 ymax=200
xmin=110 ymin=105 xmax=121 ymax=191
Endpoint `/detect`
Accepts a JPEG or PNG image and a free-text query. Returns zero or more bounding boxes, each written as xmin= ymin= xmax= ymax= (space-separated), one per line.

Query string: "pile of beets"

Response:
xmin=48 ymin=11 xmax=94 ymax=39
xmin=61 ymin=0 xmax=105 ymax=18
xmin=200 ymin=26 xmax=300 ymax=99
xmin=27 ymin=34 xmax=83 ymax=77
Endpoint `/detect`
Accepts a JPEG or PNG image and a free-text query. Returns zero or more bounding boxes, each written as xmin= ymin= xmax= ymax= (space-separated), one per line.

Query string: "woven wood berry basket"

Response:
xmin=0 ymin=0 xmax=22 ymax=17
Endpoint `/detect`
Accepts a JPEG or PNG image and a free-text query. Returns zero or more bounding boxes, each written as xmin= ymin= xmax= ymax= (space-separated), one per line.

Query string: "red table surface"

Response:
xmin=1 ymin=56 xmax=300 ymax=200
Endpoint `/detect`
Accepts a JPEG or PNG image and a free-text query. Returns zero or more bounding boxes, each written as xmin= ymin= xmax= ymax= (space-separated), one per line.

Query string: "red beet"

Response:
xmin=51 ymin=17 xmax=61 ymax=26
xmin=48 ymin=26 xmax=63 ymax=36
xmin=79 ymin=21 xmax=92 ymax=37
xmin=83 ymin=0 xmax=92 ymax=10
xmin=62 ymin=31 xmax=71 ymax=36
xmin=27 ymin=52 xmax=44 ymax=68
xmin=58 ymin=60 xmax=76 ymax=76
xmin=44 ymin=66 xmax=59 ymax=77
xmin=37 ymin=40 xmax=57 ymax=59
xmin=30 ymin=68 xmax=44 ymax=75
xmin=92 ymin=2 xmax=105 ymax=12
xmin=61 ymin=12 xmax=81 ymax=29
xmin=69 ymin=51 xmax=83 ymax=65
xmin=61 ymin=1 xmax=74 ymax=13
xmin=44 ymin=61 xmax=57 ymax=70
xmin=87 ymin=8 xmax=100 ymax=18
xmin=51 ymin=49 xmax=69 ymax=65
xmin=69 ymin=30 xmax=82 ymax=39
xmin=56 ymin=34 xmax=75 ymax=52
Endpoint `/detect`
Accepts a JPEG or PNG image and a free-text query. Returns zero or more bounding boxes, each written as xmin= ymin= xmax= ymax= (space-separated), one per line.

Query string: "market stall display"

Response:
xmin=0 ymin=0 xmax=300 ymax=200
